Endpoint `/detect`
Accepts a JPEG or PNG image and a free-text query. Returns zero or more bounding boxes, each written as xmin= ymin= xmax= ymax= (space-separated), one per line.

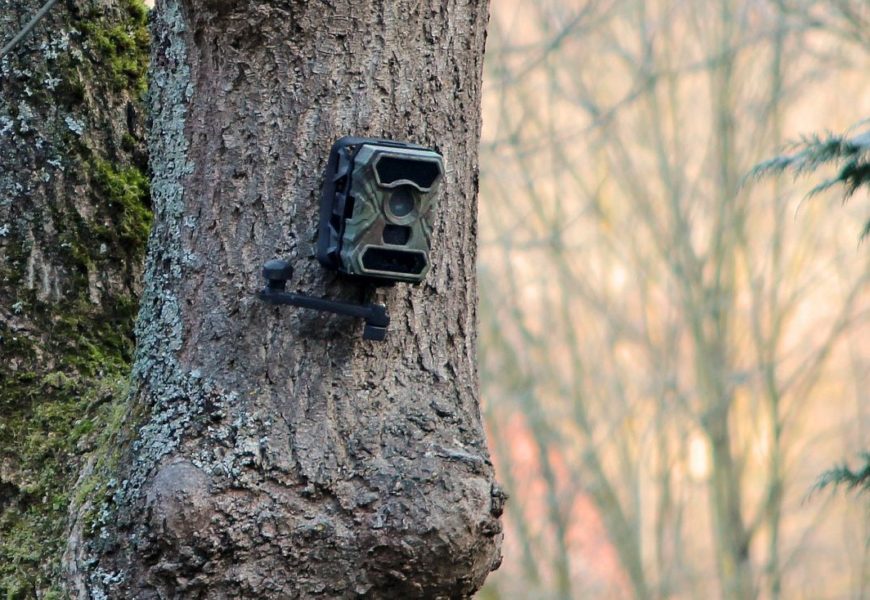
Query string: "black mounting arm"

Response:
xmin=258 ymin=259 xmax=390 ymax=341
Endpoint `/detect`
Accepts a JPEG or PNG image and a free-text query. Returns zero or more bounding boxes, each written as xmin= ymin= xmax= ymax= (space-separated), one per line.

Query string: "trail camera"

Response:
xmin=259 ymin=137 xmax=443 ymax=341
xmin=317 ymin=137 xmax=444 ymax=284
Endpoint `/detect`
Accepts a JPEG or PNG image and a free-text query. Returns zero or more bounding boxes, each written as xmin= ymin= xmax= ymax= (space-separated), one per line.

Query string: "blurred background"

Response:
xmin=476 ymin=1 xmax=869 ymax=598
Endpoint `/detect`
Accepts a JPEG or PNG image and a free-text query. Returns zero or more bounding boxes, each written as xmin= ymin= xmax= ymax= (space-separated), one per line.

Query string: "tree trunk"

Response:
xmin=0 ymin=0 xmax=148 ymax=595
xmin=67 ymin=0 xmax=503 ymax=597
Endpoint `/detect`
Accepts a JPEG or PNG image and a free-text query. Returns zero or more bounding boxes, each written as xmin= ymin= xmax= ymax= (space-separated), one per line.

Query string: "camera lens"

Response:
xmin=388 ymin=188 xmax=415 ymax=218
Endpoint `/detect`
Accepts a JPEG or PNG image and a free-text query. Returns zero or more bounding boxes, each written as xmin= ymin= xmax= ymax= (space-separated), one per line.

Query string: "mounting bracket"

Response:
xmin=258 ymin=259 xmax=390 ymax=341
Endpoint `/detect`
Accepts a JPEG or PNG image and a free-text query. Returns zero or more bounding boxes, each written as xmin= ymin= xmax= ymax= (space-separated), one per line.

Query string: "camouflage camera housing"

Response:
xmin=317 ymin=137 xmax=444 ymax=284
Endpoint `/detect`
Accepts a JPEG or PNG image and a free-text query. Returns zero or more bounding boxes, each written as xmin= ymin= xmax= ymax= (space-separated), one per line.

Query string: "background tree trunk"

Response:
xmin=0 ymin=0 xmax=148 ymax=595
xmin=67 ymin=0 xmax=503 ymax=597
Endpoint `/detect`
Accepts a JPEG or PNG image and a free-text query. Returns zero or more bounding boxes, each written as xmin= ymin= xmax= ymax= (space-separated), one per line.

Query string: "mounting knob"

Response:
xmin=263 ymin=259 xmax=293 ymax=291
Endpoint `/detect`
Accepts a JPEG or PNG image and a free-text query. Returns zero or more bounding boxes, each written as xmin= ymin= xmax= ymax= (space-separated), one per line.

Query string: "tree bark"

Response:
xmin=67 ymin=0 xmax=503 ymax=597
xmin=0 ymin=0 xmax=148 ymax=594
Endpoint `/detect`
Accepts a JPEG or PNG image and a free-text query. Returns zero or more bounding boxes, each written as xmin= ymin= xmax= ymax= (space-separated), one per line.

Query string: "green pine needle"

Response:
xmin=813 ymin=452 xmax=870 ymax=495
xmin=750 ymin=124 xmax=870 ymax=238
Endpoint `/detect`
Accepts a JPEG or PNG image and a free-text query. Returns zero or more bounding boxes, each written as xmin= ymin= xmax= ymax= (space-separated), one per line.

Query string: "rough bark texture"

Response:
xmin=0 ymin=0 xmax=149 ymax=595
xmin=67 ymin=0 xmax=503 ymax=597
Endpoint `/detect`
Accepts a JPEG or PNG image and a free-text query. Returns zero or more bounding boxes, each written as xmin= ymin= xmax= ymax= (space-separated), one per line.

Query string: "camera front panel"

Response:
xmin=318 ymin=138 xmax=444 ymax=284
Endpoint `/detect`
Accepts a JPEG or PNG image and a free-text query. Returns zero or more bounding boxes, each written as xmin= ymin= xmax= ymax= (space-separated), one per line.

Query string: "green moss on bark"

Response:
xmin=0 ymin=293 xmax=140 ymax=594
xmin=92 ymin=158 xmax=152 ymax=252
xmin=0 ymin=0 xmax=152 ymax=595
xmin=81 ymin=0 xmax=150 ymax=96
xmin=0 ymin=369 xmax=127 ymax=598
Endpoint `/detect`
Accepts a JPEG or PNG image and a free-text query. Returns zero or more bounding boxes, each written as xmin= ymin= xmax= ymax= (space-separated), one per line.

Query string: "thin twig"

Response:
xmin=1 ymin=0 xmax=61 ymax=59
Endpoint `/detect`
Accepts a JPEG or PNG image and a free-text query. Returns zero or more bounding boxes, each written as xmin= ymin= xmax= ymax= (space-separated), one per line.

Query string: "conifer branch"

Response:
xmin=750 ymin=124 xmax=870 ymax=238
xmin=812 ymin=452 xmax=870 ymax=495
